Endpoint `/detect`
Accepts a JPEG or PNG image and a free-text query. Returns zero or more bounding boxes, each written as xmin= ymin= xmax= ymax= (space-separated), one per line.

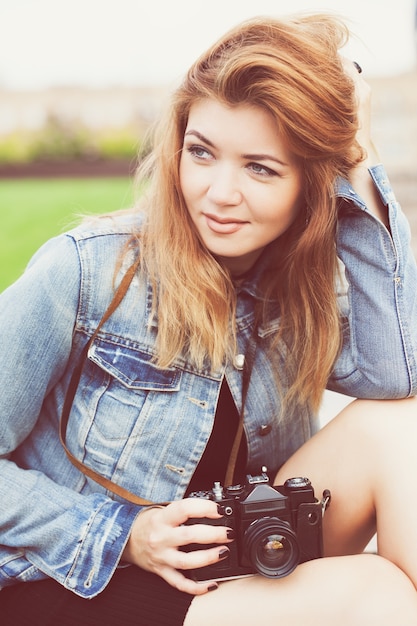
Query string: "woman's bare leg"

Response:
xmin=276 ymin=396 xmax=417 ymax=583
xmin=185 ymin=554 xmax=417 ymax=625
xmin=186 ymin=397 xmax=417 ymax=625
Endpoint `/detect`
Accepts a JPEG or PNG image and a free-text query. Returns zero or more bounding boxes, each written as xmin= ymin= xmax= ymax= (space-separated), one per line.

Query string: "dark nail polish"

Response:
xmin=218 ymin=548 xmax=230 ymax=560
xmin=226 ymin=529 xmax=235 ymax=540
xmin=208 ymin=584 xmax=218 ymax=592
xmin=217 ymin=504 xmax=225 ymax=516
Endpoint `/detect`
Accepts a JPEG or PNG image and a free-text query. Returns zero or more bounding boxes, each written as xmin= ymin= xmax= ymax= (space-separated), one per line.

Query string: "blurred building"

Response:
xmin=0 ymin=72 xmax=415 ymax=234
xmin=0 ymin=73 xmax=415 ymax=172
xmin=0 ymin=85 xmax=169 ymax=136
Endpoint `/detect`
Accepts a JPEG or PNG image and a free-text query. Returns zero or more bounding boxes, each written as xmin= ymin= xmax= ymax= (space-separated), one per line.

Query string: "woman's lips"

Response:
xmin=204 ymin=213 xmax=247 ymax=234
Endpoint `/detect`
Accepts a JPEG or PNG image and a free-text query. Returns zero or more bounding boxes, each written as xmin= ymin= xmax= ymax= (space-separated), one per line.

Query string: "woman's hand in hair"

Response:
xmin=121 ymin=498 xmax=233 ymax=595
xmin=342 ymin=57 xmax=389 ymax=228
xmin=343 ymin=57 xmax=377 ymax=165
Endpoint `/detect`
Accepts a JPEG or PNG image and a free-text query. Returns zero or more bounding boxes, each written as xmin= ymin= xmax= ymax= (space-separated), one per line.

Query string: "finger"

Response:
xmin=340 ymin=56 xmax=367 ymax=88
xmin=143 ymin=535 xmax=230 ymax=575
xmin=160 ymin=498 xmax=223 ymax=526
xmin=157 ymin=565 xmax=219 ymax=596
xmin=146 ymin=520 xmax=234 ymax=556
xmin=340 ymin=55 xmax=359 ymax=75
xmin=175 ymin=521 xmax=235 ymax=547
xmin=173 ymin=544 xmax=231 ymax=572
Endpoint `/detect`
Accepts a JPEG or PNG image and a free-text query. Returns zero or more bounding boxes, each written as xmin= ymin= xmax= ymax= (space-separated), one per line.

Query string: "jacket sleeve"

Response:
xmin=0 ymin=234 xmax=140 ymax=598
xmin=328 ymin=164 xmax=417 ymax=398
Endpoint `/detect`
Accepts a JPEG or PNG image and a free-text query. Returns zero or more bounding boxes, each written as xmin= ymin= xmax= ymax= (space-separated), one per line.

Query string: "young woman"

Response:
xmin=1 ymin=13 xmax=417 ymax=626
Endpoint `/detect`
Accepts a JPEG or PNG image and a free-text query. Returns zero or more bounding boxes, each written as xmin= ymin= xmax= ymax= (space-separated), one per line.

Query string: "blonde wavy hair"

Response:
xmin=136 ymin=13 xmax=363 ymax=412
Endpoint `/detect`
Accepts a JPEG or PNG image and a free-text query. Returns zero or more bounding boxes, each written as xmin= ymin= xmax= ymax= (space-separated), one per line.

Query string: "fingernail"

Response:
xmin=218 ymin=548 xmax=230 ymax=560
xmin=226 ymin=529 xmax=235 ymax=540
xmin=217 ymin=504 xmax=225 ymax=515
xmin=208 ymin=584 xmax=218 ymax=592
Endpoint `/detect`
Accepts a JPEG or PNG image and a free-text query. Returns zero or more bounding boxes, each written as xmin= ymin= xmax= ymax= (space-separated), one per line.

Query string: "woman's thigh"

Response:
xmin=185 ymin=553 xmax=417 ymax=626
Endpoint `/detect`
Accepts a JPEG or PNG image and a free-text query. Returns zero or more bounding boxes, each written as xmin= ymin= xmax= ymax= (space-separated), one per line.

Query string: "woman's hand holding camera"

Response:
xmin=121 ymin=499 xmax=232 ymax=595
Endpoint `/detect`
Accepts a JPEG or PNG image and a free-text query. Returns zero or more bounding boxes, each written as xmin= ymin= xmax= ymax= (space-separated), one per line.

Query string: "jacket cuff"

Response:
xmin=28 ymin=498 xmax=141 ymax=598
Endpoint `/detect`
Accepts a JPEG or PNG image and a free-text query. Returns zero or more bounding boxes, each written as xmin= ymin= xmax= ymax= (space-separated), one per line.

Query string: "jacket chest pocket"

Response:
xmin=73 ymin=339 xmax=182 ymax=476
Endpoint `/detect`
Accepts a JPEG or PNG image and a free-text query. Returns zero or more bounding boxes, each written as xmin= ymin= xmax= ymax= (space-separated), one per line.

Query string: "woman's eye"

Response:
xmin=248 ymin=162 xmax=277 ymax=177
xmin=187 ymin=145 xmax=212 ymax=160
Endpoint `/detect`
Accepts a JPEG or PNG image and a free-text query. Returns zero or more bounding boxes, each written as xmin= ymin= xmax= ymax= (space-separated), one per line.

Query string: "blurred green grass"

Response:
xmin=0 ymin=177 xmax=134 ymax=293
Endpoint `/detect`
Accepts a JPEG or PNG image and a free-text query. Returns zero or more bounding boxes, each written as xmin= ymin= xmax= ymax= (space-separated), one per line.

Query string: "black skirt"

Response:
xmin=0 ymin=566 xmax=194 ymax=626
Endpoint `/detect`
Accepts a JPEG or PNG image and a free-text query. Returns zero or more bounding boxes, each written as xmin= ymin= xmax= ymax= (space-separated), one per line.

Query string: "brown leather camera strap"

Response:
xmin=59 ymin=257 xmax=161 ymax=506
xmin=59 ymin=258 xmax=257 ymax=505
xmin=224 ymin=322 xmax=258 ymax=487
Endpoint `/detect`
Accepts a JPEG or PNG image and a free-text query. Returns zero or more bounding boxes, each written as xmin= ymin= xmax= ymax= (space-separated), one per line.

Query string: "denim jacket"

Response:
xmin=0 ymin=165 xmax=416 ymax=598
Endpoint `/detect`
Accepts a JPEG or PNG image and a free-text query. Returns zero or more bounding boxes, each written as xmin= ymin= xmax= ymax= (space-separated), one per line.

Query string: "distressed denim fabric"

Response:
xmin=0 ymin=165 xmax=416 ymax=597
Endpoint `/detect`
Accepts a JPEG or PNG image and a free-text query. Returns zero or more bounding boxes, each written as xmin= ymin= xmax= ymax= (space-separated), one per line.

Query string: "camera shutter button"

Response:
xmin=258 ymin=423 xmax=272 ymax=436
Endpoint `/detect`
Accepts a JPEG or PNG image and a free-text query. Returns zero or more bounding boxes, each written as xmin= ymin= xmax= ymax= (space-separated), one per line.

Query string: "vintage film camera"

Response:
xmin=183 ymin=469 xmax=331 ymax=581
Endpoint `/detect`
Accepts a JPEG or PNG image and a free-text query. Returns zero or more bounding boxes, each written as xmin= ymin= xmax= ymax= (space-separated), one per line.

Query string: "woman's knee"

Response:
xmin=347 ymin=554 xmax=417 ymax=624
xmin=275 ymin=397 xmax=417 ymax=556
xmin=277 ymin=396 xmax=417 ymax=483
xmin=338 ymin=397 xmax=417 ymax=480
xmin=338 ymin=395 xmax=417 ymax=434
xmin=293 ymin=555 xmax=417 ymax=625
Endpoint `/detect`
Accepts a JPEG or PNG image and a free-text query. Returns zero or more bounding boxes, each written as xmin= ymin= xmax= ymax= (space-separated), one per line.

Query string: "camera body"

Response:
xmin=183 ymin=470 xmax=330 ymax=581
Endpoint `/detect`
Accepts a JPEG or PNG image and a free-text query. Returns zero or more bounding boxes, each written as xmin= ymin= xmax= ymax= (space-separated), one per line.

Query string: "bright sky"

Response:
xmin=0 ymin=0 xmax=416 ymax=90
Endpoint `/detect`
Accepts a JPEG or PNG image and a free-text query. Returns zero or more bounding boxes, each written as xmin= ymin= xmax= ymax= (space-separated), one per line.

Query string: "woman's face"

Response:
xmin=179 ymin=98 xmax=304 ymax=275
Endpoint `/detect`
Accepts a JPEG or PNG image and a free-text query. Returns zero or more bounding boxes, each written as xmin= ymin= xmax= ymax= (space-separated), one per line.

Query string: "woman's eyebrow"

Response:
xmin=242 ymin=153 xmax=289 ymax=167
xmin=184 ymin=130 xmax=216 ymax=148
xmin=184 ymin=130 xmax=289 ymax=167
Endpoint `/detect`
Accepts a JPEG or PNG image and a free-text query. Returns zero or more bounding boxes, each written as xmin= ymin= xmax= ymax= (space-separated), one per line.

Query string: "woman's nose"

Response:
xmin=206 ymin=166 xmax=242 ymax=206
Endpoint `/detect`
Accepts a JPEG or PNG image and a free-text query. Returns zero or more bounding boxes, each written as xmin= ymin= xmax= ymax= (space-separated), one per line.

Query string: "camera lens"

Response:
xmin=244 ymin=518 xmax=300 ymax=578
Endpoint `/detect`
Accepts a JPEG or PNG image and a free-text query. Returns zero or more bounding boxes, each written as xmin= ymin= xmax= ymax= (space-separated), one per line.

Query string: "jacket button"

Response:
xmin=258 ymin=423 xmax=272 ymax=436
xmin=234 ymin=354 xmax=245 ymax=370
